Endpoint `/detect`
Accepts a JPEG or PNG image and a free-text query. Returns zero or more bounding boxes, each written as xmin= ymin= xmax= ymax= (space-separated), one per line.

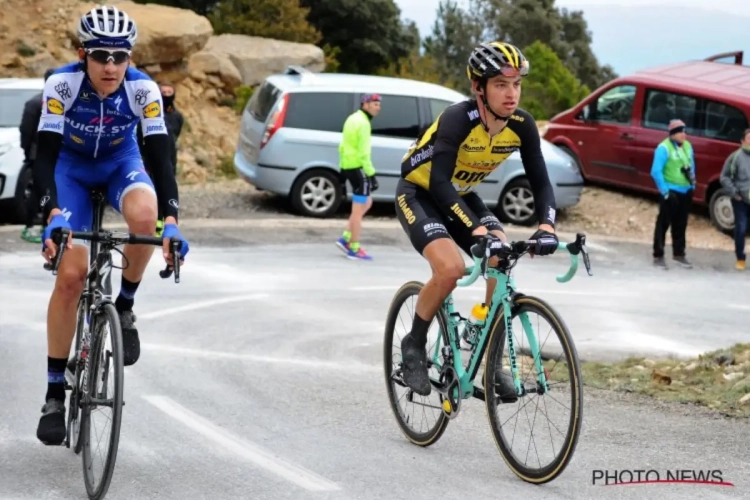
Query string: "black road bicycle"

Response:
xmin=44 ymin=188 xmax=183 ymax=500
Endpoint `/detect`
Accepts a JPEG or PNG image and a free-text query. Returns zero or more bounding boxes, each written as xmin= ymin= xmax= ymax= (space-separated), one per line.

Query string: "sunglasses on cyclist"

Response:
xmin=497 ymin=60 xmax=529 ymax=78
xmin=86 ymin=49 xmax=131 ymax=65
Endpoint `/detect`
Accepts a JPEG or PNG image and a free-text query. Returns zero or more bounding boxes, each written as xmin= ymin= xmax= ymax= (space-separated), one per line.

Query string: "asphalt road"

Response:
xmin=0 ymin=219 xmax=748 ymax=499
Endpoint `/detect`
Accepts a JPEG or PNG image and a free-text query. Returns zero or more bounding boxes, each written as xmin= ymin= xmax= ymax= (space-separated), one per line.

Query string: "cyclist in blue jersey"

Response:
xmin=34 ymin=5 xmax=190 ymax=445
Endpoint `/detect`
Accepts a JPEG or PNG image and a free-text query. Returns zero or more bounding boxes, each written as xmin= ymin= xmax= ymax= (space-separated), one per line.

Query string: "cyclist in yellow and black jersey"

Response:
xmin=396 ymin=41 xmax=560 ymax=397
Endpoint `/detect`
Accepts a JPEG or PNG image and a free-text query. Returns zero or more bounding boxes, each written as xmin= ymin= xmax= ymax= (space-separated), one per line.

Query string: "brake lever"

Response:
xmin=158 ymin=238 xmax=181 ymax=283
xmin=581 ymin=244 xmax=593 ymax=276
xmin=43 ymin=228 xmax=68 ymax=275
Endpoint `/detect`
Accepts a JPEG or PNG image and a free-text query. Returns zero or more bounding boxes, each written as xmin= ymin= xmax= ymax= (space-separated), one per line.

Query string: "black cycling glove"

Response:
xmin=530 ymin=228 xmax=558 ymax=256
xmin=369 ymin=175 xmax=379 ymax=192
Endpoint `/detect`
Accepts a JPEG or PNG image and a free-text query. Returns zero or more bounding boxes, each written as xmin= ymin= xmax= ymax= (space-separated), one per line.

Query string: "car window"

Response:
xmin=428 ymin=98 xmax=454 ymax=121
xmin=642 ymin=89 xmax=698 ymax=134
xmin=371 ymin=94 xmax=420 ymax=139
xmin=587 ymin=85 xmax=636 ymax=124
xmin=284 ymin=92 xmax=353 ymax=132
xmin=702 ymin=100 xmax=748 ymax=143
xmin=0 ymin=89 xmax=41 ymax=127
xmin=247 ymin=81 xmax=281 ymax=122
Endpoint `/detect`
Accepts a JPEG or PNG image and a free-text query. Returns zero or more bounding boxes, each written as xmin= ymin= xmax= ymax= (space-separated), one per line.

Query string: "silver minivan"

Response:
xmin=234 ymin=67 xmax=584 ymax=225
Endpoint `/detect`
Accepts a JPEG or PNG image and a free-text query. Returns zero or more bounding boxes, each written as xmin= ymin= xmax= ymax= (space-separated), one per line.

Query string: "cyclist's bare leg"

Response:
xmin=38 ymin=243 xmax=87 ymax=444
xmin=119 ymin=188 xmax=158 ymax=286
xmin=116 ymin=187 xmax=158 ymax=367
xmin=47 ymin=246 xmax=88 ymax=359
xmin=401 ymin=238 xmax=466 ymax=396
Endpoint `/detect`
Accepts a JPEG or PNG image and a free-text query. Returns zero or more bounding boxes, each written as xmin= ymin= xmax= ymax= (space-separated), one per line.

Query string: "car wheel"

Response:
xmin=496 ymin=177 xmax=536 ymax=226
xmin=290 ymin=169 xmax=343 ymax=218
xmin=709 ymin=188 xmax=734 ymax=234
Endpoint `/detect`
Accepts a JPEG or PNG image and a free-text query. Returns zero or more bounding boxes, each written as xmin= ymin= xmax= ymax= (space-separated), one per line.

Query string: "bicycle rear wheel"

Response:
xmin=383 ymin=281 xmax=450 ymax=447
xmin=483 ymin=295 xmax=583 ymax=484
xmin=81 ymin=303 xmax=124 ymax=500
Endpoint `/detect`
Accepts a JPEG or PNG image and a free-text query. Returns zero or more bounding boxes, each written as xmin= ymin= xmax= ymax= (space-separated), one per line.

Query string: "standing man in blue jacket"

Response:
xmin=651 ymin=119 xmax=695 ymax=269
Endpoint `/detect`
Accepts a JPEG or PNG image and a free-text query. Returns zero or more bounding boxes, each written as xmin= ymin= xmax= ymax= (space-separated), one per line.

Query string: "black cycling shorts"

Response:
xmin=395 ymin=179 xmax=504 ymax=255
xmin=341 ymin=167 xmax=370 ymax=200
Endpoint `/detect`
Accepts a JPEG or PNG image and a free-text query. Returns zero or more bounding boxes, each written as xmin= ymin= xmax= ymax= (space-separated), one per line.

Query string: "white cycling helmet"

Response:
xmin=77 ymin=5 xmax=138 ymax=49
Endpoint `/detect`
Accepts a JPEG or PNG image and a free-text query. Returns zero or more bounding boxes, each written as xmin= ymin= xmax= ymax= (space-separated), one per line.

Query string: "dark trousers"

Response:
xmin=653 ymin=190 xmax=692 ymax=258
xmin=732 ymin=199 xmax=750 ymax=261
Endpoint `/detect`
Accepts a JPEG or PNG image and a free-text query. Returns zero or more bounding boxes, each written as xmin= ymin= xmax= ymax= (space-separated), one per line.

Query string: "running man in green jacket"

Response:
xmin=336 ymin=93 xmax=382 ymax=260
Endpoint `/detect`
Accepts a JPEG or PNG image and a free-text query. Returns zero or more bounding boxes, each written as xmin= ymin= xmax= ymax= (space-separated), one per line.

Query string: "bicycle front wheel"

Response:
xmin=81 ymin=303 xmax=124 ymax=500
xmin=483 ymin=295 xmax=583 ymax=484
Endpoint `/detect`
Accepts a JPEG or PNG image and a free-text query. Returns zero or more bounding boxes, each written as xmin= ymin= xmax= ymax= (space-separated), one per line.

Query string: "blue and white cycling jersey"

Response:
xmin=38 ymin=61 xmax=168 ymax=158
xmin=37 ymin=62 xmax=171 ymax=233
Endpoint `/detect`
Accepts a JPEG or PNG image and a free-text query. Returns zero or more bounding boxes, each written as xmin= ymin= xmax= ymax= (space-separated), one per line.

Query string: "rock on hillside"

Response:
xmin=0 ymin=0 xmax=326 ymax=184
xmin=204 ymin=34 xmax=326 ymax=86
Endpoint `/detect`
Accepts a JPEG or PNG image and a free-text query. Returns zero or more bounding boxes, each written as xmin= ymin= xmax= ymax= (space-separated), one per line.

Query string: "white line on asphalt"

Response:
xmin=141 ymin=343 xmax=381 ymax=372
xmin=142 ymin=395 xmax=341 ymax=492
xmin=136 ymin=293 xmax=270 ymax=320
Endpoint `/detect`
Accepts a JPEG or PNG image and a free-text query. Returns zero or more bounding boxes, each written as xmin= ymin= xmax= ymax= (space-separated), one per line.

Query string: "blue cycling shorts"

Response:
xmin=55 ymin=147 xmax=157 ymax=233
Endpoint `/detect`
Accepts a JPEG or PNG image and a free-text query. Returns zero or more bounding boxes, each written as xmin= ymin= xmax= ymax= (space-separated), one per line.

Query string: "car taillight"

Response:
xmin=260 ymin=93 xmax=289 ymax=149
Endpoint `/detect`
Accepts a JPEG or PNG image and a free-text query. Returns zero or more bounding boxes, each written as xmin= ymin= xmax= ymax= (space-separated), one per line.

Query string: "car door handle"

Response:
xmin=620 ymin=133 xmax=634 ymax=140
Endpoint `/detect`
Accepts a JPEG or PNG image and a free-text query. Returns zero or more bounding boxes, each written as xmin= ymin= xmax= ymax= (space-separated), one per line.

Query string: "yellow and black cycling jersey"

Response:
xmin=400 ymin=98 xmax=556 ymax=229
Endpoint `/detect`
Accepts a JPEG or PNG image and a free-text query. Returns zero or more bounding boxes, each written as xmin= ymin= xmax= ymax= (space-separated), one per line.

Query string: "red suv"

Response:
xmin=543 ymin=51 xmax=750 ymax=233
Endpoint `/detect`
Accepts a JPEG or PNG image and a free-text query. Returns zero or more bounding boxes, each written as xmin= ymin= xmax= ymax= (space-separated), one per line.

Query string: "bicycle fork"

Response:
xmin=503 ymin=295 xmax=550 ymax=397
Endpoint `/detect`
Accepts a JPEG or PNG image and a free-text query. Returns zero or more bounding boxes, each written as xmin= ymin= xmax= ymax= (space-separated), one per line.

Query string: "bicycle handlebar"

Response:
xmin=42 ymin=228 xmax=183 ymax=283
xmin=456 ymin=232 xmax=593 ymax=287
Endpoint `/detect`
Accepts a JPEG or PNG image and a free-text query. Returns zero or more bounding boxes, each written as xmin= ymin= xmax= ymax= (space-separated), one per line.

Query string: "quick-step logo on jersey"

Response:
xmin=65 ymin=116 xmax=135 ymax=136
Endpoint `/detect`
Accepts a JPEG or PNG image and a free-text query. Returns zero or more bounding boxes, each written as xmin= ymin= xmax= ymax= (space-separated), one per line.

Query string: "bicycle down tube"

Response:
xmin=432 ymin=233 xmax=592 ymax=400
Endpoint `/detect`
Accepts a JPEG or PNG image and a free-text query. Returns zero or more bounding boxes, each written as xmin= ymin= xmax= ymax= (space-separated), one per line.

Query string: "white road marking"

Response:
xmin=142 ymin=395 xmax=341 ymax=492
xmin=141 ymin=343 xmax=380 ymax=373
xmin=136 ymin=293 xmax=269 ymax=320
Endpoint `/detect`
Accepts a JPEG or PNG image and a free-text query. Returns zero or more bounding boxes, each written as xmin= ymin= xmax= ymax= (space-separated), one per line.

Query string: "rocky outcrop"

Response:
xmin=67 ymin=1 xmax=213 ymax=67
xmin=2 ymin=0 xmax=328 ymax=183
xmin=204 ymin=34 xmax=325 ymax=86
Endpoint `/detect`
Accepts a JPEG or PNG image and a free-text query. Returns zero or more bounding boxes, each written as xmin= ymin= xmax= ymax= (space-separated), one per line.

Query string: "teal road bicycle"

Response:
xmin=384 ymin=233 xmax=593 ymax=484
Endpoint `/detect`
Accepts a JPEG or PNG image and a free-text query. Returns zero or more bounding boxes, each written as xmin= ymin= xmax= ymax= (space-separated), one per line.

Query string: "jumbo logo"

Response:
xmin=397 ymin=194 xmax=416 ymax=225
xmin=46 ymin=98 xmax=64 ymax=115
xmin=143 ymin=101 xmax=161 ymax=118
xmin=450 ymin=202 xmax=473 ymax=228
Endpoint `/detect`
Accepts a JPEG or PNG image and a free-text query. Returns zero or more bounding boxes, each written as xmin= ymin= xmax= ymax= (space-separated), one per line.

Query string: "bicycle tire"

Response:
xmin=81 ymin=303 xmax=124 ymax=500
xmin=483 ymin=295 xmax=583 ymax=484
xmin=67 ymin=296 xmax=88 ymax=454
xmin=383 ymin=281 xmax=450 ymax=447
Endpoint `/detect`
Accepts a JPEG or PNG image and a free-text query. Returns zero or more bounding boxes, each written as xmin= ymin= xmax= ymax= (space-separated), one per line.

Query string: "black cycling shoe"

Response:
xmin=482 ymin=368 xmax=519 ymax=403
xmin=36 ymin=398 xmax=66 ymax=445
xmin=119 ymin=310 xmax=140 ymax=366
xmin=400 ymin=334 xmax=431 ymax=396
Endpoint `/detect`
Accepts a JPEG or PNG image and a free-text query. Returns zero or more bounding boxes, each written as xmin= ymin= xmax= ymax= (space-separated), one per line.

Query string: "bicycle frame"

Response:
xmin=429 ymin=236 xmax=591 ymax=401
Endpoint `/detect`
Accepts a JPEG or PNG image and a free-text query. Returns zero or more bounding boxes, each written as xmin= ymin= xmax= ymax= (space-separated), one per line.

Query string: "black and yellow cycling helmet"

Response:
xmin=466 ymin=42 xmax=529 ymax=81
